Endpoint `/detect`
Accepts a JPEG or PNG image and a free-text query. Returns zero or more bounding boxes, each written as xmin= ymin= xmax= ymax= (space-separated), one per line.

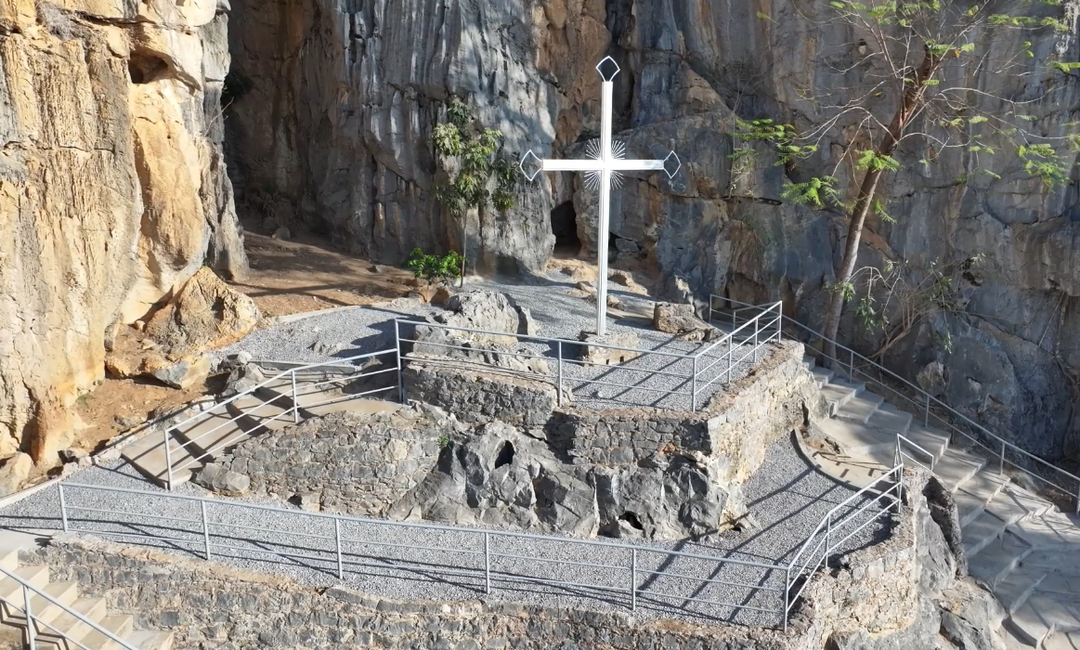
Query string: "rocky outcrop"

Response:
xmin=0 ymin=1 xmax=245 ymax=460
xmin=224 ymin=0 xmax=1080 ymax=459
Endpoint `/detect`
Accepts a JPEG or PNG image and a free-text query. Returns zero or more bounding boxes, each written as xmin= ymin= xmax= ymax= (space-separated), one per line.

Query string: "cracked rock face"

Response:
xmin=0 ymin=0 xmax=246 ymax=461
xmin=225 ymin=0 xmax=1080 ymax=458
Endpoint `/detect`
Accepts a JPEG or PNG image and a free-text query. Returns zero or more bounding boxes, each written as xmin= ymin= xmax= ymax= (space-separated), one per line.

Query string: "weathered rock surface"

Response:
xmin=104 ymin=268 xmax=257 ymax=388
xmin=224 ymin=0 xmax=1080 ymax=459
xmin=412 ymin=290 xmax=549 ymax=374
xmin=574 ymin=330 xmax=641 ymax=365
xmin=0 ymin=0 xmax=245 ymax=460
xmin=0 ymin=453 xmax=32 ymax=498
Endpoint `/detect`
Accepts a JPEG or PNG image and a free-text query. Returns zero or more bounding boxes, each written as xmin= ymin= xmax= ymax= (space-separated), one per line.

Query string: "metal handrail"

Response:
xmin=709 ymin=295 xmax=1080 ymax=513
xmin=895 ymin=434 xmax=937 ymax=472
xmin=782 ymin=464 xmax=904 ymax=631
xmin=0 ymin=564 xmax=141 ymax=650
xmin=396 ymin=304 xmax=782 ymax=413
xmin=160 ymin=348 xmax=400 ymax=488
xmin=56 ymin=482 xmax=788 ymax=624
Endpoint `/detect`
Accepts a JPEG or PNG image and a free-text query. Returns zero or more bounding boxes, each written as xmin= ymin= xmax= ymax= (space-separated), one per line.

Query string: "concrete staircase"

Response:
xmin=0 ymin=542 xmax=172 ymax=649
xmin=803 ymin=356 xmax=1080 ymax=650
xmin=121 ymin=365 xmax=399 ymax=489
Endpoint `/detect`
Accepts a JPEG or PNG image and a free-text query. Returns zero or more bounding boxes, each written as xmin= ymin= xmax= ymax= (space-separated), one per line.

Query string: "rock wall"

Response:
xmin=0 ymin=1 xmax=245 ymax=461
xmin=224 ymin=0 xmax=1080 ymax=459
xmin=20 ymin=472 xmax=1003 ymax=649
xmin=236 ymin=341 xmax=819 ymax=539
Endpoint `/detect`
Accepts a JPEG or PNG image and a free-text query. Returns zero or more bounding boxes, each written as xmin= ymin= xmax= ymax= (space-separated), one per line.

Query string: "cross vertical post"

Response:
xmin=521 ymin=57 xmax=681 ymax=337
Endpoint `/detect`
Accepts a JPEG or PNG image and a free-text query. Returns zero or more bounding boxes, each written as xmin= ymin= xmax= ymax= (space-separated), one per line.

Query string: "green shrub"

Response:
xmin=405 ymin=248 xmax=464 ymax=283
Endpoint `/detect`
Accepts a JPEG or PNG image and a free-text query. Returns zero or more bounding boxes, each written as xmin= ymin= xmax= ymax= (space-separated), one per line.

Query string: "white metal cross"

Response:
xmin=521 ymin=57 xmax=681 ymax=336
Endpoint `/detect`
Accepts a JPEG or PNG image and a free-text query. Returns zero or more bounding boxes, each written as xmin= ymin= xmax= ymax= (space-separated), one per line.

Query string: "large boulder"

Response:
xmin=144 ymin=267 xmax=261 ymax=356
xmin=412 ymin=291 xmax=548 ymax=374
xmin=575 ymin=330 xmax=641 ymax=365
xmin=0 ymin=453 xmax=33 ymax=497
xmin=105 ymin=268 xmax=259 ymax=390
xmin=653 ymin=302 xmax=715 ymax=341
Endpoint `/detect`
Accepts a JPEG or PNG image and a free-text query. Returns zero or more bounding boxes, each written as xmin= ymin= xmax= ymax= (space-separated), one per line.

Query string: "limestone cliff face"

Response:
xmin=0 ymin=0 xmax=245 ymax=460
xmin=227 ymin=0 xmax=1080 ymax=460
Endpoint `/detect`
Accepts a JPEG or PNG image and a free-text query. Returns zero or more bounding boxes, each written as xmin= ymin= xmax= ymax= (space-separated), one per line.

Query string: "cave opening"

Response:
xmin=494 ymin=441 xmax=515 ymax=469
xmin=550 ymin=201 xmax=580 ymax=256
xmin=618 ymin=512 xmax=644 ymax=530
xmin=128 ymin=52 xmax=169 ymax=85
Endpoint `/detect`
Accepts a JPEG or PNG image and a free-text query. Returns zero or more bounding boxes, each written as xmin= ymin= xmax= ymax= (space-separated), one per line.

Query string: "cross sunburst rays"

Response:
xmin=583 ymin=139 xmax=628 ymax=191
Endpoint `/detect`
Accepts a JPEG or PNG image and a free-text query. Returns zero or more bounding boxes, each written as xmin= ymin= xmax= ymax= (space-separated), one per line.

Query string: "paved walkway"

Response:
xmin=0 ymin=433 xmax=888 ymax=629
xmin=800 ymin=357 xmax=1080 ymax=649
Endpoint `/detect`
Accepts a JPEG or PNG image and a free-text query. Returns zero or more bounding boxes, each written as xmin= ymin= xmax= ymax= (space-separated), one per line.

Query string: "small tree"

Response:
xmin=741 ymin=0 xmax=1079 ymax=358
xmin=431 ymin=98 xmax=518 ymax=282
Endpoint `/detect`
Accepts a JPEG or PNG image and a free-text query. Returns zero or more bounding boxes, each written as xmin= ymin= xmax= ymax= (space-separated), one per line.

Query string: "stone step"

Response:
xmin=0 ymin=567 xmax=49 ymax=604
xmin=1009 ymin=596 xmax=1056 ymax=647
xmin=968 ymin=530 xmax=1033 ymax=587
xmin=802 ymin=354 xmax=817 ymax=371
xmin=1024 ymin=549 xmax=1080 ymax=578
xmin=1002 ymin=485 xmax=1056 ymax=519
xmin=74 ymin=613 xmax=134 ymax=650
xmin=125 ymin=629 xmax=175 ymax=650
xmin=31 ymin=595 xmax=107 ymax=646
xmin=955 ymin=472 xmax=1011 ymax=528
xmin=1044 ymin=630 xmax=1080 ymax=650
xmin=1037 ymin=574 xmax=1080 ymax=606
xmin=934 ymin=448 xmax=987 ymax=492
xmin=1010 ymin=591 xmax=1080 ymax=645
xmin=121 ymin=407 xmax=241 ymax=488
xmin=810 ymin=367 xmax=834 ymax=388
xmin=964 ymin=510 xmax=1012 ymax=558
xmin=834 ymin=391 xmax=886 ymax=424
xmin=816 ymin=418 xmax=896 ymax=456
xmin=820 ymin=379 xmax=865 ymax=414
xmin=865 ymin=402 xmax=913 ymax=437
xmin=902 ymin=423 xmax=951 ymax=459
xmin=1012 ymin=512 xmax=1080 ymax=551
xmin=995 ymin=570 xmax=1046 ymax=615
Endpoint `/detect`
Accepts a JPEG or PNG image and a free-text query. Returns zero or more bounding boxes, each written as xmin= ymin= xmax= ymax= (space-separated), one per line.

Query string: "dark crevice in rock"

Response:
xmin=494 ymin=440 xmax=515 ymax=469
xmin=618 ymin=511 xmax=644 ymax=530
xmin=128 ymin=51 xmax=169 ymax=85
xmin=550 ymin=201 xmax=580 ymax=255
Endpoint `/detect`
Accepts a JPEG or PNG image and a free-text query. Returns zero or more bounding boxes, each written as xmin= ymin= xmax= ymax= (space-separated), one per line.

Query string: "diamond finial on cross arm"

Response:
xmin=596 ymin=56 xmax=620 ymax=82
xmin=520 ymin=150 xmax=543 ymax=182
xmin=663 ymin=151 xmax=682 ymax=179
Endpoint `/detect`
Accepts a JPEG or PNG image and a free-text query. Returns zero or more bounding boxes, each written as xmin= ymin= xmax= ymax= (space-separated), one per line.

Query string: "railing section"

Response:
xmin=394 ymin=301 xmax=783 ymax=413
xmin=161 ymin=349 xmax=400 ymax=489
xmin=57 ymin=482 xmax=789 ymax=626
xmin=0 ymin=564 xmax=140 ymax=650
xmin=709 ymin=294 xmax=1080 ymax=513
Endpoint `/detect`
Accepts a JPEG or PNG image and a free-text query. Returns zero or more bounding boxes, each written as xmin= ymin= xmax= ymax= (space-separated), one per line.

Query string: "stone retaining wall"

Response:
xmin=219 ymin=408 xmax=456 ymax=515
xmin=402 ymin=364 xmax=558 ymax=427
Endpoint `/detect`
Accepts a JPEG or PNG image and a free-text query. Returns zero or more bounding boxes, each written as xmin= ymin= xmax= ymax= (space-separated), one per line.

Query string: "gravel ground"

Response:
xmin=219 ymin=274 xmax=771 ymax=412
xmin=0 ymin=436 xmax=893 ymax=628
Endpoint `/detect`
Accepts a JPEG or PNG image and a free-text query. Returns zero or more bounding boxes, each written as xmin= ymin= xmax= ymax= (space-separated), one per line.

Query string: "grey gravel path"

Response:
xmin=0 ymin=435 xmax=893 ymax=628
xmin=220 ymin=273 xmax=769 ymax=412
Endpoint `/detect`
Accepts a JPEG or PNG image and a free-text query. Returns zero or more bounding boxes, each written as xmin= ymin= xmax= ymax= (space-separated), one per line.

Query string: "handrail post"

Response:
xmin=923 ymin=394 xmax=930 ymax=426
xmin=727 ymin=333 xmax=733 ymax=383
xmin=484 ymin=532 xmax=491 ymax=595
xmin=58 ymin=484 xmax=68 ymax=533
xmin=1075 ymin=482 xmax=1080 ymax=516
xmin=291 ymin=370 xmax=299 ymax=424
xmin=848 ymin=348 xmax=855 ymax=380
xmin=557 ymin=341 xmax=564 ymax=407
xmin=825 ymin=513 xmax=831 ymax=564
xmin=395 ymin=320 xmax=405 ymax=403
xmin=783 ymin=566 xmax=790 ymax=632
xmin=999 ymin=440 xmax=1006 ymax=476
xmin=201 ymin=501 xmax=211 ymax=560
xmin=753 ymin=311 xmax=760 ymax=364
xmin=164 ymin=425 xmax=174 ymax=491
xmin=896 ymin=464 xmax=904 ymax=515
xmin=630 ymin=548 xmax=637 ymax=612
xmin=691 ymin=355 xmax=699 ymax=412
xmin=335 ymin=519 xmax=344 ymax=580
xmin=23 ymin=583 xmax=35 ymax=649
